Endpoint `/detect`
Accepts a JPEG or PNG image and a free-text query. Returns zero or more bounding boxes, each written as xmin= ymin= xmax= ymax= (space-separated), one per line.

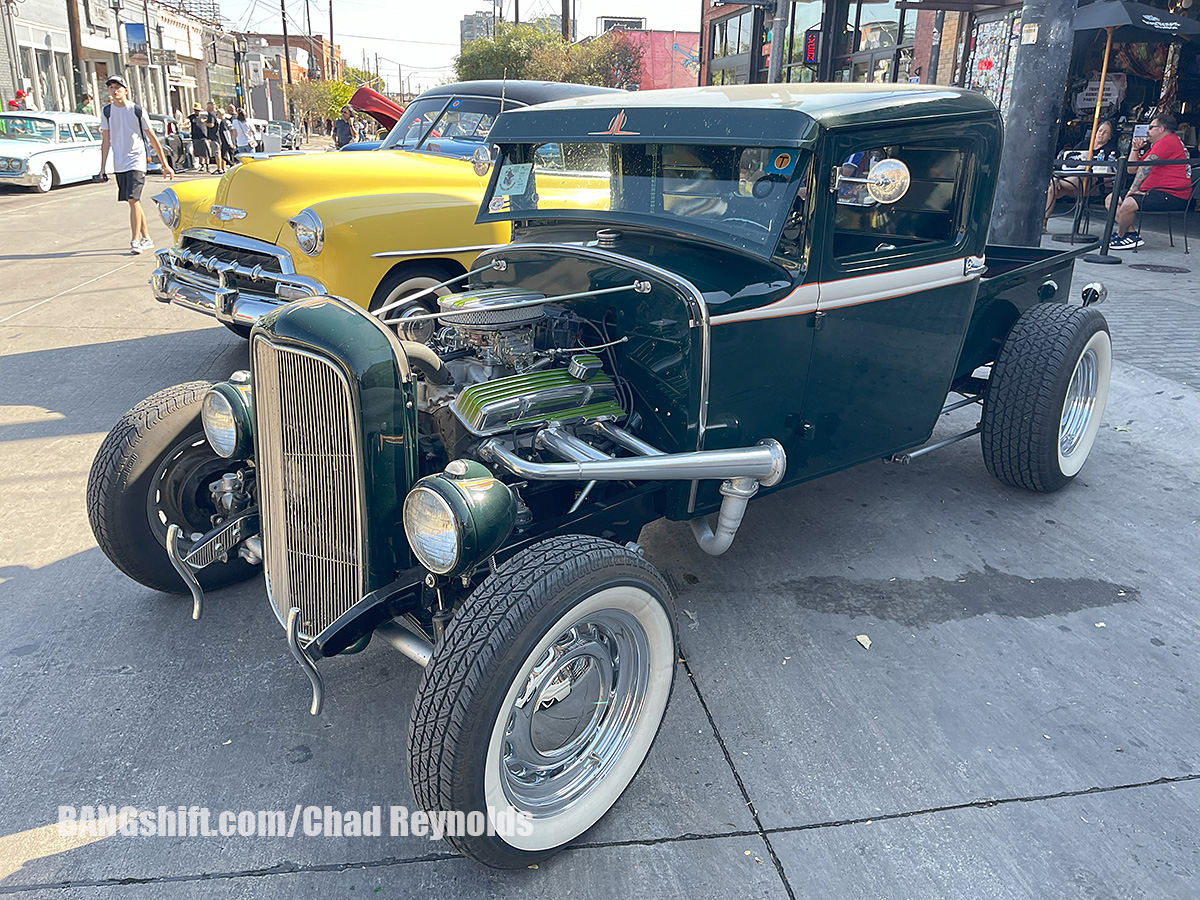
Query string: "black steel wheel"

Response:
xmin=87 ymin=381 xmax=259 ymax=593
xmin=981 ymin=304 xmax=1111 ymax=492
xmin=408 ymin=535 xmax=676 ymax=868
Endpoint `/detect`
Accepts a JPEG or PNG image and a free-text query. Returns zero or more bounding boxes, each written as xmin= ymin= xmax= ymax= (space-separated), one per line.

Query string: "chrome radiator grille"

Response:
xmin=251 ymin=337 xmax=366 ymax=638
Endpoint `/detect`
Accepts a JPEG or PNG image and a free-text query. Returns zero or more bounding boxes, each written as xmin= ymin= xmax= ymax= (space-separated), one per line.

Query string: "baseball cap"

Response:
xmin=15 ymin=89 xmax=26 ymax=97
xmin=106 ymin=74 xmax=129 ymax=89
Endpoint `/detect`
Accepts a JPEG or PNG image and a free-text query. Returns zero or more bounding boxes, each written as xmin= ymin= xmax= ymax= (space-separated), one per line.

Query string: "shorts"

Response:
xmin=1138 ymin=191 xmax=1189 ymax=213
xmin=115 ymin=170 xmax=146 ymax=202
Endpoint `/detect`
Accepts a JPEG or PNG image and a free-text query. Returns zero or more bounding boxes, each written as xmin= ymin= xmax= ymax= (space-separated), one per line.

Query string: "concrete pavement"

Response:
xmin=0 ymin=176 xmax=1196 ymax=898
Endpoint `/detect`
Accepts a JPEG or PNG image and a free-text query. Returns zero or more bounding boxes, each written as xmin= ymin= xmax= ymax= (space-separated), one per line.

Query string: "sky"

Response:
xmin=221 ymin=0 xmax=704 ymax=95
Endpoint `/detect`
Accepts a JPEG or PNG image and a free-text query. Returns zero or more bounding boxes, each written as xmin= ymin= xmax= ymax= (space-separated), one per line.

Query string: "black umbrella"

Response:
xmin=1073 ymin=1 xmax=1198 ymax=157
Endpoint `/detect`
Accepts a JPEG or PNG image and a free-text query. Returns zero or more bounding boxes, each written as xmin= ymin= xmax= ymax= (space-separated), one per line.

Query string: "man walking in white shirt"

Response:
xmin=97 ymin=74 xmax=174 ymax=254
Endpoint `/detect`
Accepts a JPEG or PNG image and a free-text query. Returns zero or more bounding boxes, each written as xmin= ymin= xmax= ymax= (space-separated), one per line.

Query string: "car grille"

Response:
xmin=178 ymin=236 xmax=284 ymax=293
xmin=251 ymin=336 xmax=366 ymax=639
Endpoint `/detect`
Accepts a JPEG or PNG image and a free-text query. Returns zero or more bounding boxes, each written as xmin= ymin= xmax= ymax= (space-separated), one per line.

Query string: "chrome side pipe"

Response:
xmin=481 ymin=432 xmax=786 ymax=486
xmin=375 ymin=621 xmax=433 ymax=668
xmin=481 ymin=427 xmax=787 ymax=557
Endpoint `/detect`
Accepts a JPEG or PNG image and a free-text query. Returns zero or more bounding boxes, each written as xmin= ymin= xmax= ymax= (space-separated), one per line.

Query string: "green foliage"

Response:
xmin=454 ymin=22 xmax=643 ymax=88
xmin=343 ymin=65 xmax=382 ymax=90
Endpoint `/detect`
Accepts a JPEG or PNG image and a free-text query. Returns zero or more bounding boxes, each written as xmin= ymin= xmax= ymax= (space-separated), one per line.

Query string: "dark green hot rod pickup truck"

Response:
xmin=88 ymin=84 xmax=1111 ymax=867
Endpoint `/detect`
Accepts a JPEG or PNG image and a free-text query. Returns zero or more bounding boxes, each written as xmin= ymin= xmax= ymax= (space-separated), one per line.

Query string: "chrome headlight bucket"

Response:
xmin=152 ymin=188 xmax=180 ymax=229
xmin=288 ymin=208 xmax=324 ymax=256
xmin=0 ymin=157 xmax=25 ymax=173
xmin=402 ymin=460 xmax=517 ymax=576
xmin=201 ymin=372 xmax=254 ymax=459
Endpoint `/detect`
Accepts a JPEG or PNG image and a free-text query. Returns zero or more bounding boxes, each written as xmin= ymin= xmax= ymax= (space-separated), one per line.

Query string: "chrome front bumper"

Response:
xmin=151 ymin=229 xmax=326 ymax=328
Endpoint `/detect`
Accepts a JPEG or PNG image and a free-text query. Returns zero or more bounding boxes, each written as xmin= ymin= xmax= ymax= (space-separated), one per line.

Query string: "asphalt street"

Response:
xmin=0 ymin=171 xmax=1197 ymax=899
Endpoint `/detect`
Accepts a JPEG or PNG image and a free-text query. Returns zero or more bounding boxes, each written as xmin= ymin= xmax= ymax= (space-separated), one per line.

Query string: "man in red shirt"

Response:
xmin=1107 ymin=113 xmax=1193 ymax=249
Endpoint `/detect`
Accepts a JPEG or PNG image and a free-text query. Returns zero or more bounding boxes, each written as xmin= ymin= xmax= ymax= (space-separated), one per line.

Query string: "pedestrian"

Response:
xmin=1106 ymin=113 xmax=1193 ymax=250
xmin=205 ymin=102 xmax=226 ymax=174
xmin=215 ymin=108 xmax=237 ymax=166
xmin=187 ymin=103 xmax=211 ymax=172
xmin=231 ymin=108 xmax=254 ymax=154
xmin=12 ymin=89 xmax=29 ymax=110
xmin=333 ymin=105 xmax=357 ymax=149
xmin=96 ymin=74 xmax=174 ymax=255
xmin=77 ymin=92 xmax=95 ymax=115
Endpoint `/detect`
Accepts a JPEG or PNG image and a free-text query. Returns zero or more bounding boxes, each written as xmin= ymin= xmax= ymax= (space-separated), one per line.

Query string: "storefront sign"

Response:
xmin=803 ymin=29 xmax=819 ymax=65
xmin=1073 ymin=73 xmax=1127 ymax=115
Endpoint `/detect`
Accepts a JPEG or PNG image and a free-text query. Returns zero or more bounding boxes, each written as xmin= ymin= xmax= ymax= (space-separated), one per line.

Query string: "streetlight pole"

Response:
xmin=280 ymin=0 xmax=294 ymax=121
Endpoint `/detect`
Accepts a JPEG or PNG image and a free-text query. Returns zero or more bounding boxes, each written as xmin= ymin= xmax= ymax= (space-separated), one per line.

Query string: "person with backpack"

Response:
xmin=97 ymin=74 xmax=174 ymax=255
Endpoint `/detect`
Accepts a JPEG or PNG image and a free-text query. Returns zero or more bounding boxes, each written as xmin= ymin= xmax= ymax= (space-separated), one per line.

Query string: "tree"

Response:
xmin=457 ymin=22 xmax=643 ymax=88
xmin=455 ymin=22 xmax=560 ymax=81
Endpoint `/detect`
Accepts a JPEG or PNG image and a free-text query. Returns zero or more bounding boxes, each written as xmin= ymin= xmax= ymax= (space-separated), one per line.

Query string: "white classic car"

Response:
xmin=0 ymin=110 xmax=105 ymax=193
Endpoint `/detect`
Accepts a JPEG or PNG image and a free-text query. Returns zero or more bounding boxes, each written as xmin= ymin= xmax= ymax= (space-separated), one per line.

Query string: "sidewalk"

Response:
xmin=1044 ymin=208 xmax=1198 ymax=386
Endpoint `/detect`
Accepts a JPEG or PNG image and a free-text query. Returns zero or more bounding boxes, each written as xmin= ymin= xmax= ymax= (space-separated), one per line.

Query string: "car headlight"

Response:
xmin=152 ymin=188 xmax=180 ymax=229
xmin=288 ymin=208 xmax=324 ymax=256
xmin=403 ymin=460 xmax=517 ymax=576
xmin=0 ymin=157 xmax=23 ymax=173
xmin=201 ymin=374 xmax=253 ymax=458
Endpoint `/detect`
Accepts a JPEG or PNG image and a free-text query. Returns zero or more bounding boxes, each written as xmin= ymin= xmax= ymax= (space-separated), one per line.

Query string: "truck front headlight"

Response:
xmin=403 ymin=460 xmax=517 ymax=576
xmin=201 ymin=373 xmax=253 ymax=458
xmin=152 ymin=188 xmax=180 ymax=229
xmin=404 ymin=487 xmax=461 ymax=574
xmin=288 ymin=208 xmax=324 ymax=256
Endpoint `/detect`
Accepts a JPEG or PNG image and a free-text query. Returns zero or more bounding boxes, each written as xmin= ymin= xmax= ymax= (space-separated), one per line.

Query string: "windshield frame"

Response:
xmin=478 ymin=140 xmax=811 ymax=261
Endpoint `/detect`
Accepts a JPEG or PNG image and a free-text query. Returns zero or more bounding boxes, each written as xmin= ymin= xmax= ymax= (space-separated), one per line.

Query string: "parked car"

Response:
xmin=89 ymin=83 xmax=1113 ymax=868
xmin=148 ymin=81 xmax=619 ymax=338
xmin=147 ymin=113 xmax=192 ymax=172
xmin=0 ymin=111 xmax=103 ymax=192
xmin=269 ymin=119 xmax=301 ymax=150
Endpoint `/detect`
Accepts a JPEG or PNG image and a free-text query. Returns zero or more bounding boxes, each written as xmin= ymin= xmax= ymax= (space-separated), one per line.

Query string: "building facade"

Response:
xmin=5 ymin=0 xmax=73 ymax=110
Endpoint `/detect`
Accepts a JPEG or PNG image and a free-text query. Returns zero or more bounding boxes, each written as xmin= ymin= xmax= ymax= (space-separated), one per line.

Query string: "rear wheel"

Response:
xmin=408 ymin=535 xmax=676 ymax=868
xmin=981 ymin=304 xmax=1111 ymax=492
xmin=87 ymin=382 xmax=259 ymax=593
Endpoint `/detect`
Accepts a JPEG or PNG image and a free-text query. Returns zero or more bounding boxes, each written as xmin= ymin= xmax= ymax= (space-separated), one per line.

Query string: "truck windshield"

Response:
xmin=480 ymin=142 xmax=809 ymax=257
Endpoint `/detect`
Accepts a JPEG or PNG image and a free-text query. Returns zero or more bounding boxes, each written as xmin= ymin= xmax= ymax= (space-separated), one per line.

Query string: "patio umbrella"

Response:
xmin=1073 ymin=1 xmax=1199 ymax=158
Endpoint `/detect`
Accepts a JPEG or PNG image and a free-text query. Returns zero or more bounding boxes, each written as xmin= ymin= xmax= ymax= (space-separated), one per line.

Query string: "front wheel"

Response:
xmin=981 ymin=303 xmax=1111 ymax=492
xmin=408 ymin=535 xmax=676 ymax=868
xmin=32 ymin=163 xmax=54 ymax=193
xmin=86 ymin=381 xmax=259 ymax=593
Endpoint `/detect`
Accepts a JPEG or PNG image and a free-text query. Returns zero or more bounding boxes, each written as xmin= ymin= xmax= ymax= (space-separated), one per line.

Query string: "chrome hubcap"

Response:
xmin=39 ymin=166 xmax=51 ymax=190
xmin=499 ymin=610 xmax=650 ymax=816
xmin=1060 ymin=348 xmax=1099 ymax=459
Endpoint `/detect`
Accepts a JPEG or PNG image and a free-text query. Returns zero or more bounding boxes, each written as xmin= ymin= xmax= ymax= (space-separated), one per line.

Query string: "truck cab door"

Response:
xmin=794 ymin=128 xmax=986 ymax=480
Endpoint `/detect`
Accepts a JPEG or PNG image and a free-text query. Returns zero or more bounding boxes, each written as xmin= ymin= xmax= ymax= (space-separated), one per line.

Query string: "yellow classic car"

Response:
xmin=149 ymin=81 xmax=619 ymax=337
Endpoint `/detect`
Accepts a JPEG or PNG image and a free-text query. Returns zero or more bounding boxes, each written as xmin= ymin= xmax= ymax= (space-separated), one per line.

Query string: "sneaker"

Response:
xmin=1109 ymin=232 xmax=1144 ymax=249
xmin=130 ymin=240 xmax=143 ymax=255
xmin=139 ymin=237 xmax=155 ymax=251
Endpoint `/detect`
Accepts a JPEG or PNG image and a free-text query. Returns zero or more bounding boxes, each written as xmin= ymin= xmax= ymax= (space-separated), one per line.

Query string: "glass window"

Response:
xmin=483 ymin=142 xmax=810 ymax=258
xmin=736 ymin=11 xmax=755 ymax=54
xmin=380 ymin=96 xmax=503 ymax=153
xmin=71 ymin=122 xmax=90 ymax=140
xmin=57 ymin=123 xmax=73 ymax=142
xmin=831 ymin=143 xmax=967 ymax=262
xmin=0 ymin=116 xmax=55 ymax=141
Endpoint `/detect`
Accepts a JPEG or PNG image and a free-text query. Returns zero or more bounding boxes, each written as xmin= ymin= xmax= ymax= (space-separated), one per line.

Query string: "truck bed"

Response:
xmin=954 ymin=242 xmax=1096 ymax=383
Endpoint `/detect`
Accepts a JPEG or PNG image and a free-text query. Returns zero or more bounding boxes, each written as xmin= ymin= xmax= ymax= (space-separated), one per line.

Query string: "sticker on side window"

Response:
xmin=496 ymin=163 xmax=532 ymax=196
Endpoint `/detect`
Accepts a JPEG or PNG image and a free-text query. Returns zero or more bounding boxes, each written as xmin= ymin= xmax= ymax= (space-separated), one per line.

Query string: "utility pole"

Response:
xmin=988 ymin=0 xmax=1077 ymax=246
xmin=65 ymin=0 xmax=87 ymax=109
xmin=375 ymin=52 xmax=379 ymax=88
xmin=561 ymin=0 xmax=569 ymax=39
xmin=280 ymin=0 xmax=294 ymax=123
xmin=328 ymin=0 xmax=335 ymax=78
xmin=305 ymin=0 xmax=314 ymax=78
xmin=767 ymin=0 xmax=789 ymax=83
xmin=514 ymin=0 xmax=519 ymax=25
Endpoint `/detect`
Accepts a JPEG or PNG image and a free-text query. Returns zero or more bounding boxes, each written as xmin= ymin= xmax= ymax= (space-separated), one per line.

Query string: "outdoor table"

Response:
xmin=1049 ymin=156 xmax=1117 ymax=244
xmin=1084 ymin=156 xmax=1193 ymax=265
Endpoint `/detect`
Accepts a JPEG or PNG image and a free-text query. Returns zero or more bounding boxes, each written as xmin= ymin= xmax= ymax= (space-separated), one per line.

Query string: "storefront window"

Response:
xmin=780 ymin=0 xmax=824 ymax=83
